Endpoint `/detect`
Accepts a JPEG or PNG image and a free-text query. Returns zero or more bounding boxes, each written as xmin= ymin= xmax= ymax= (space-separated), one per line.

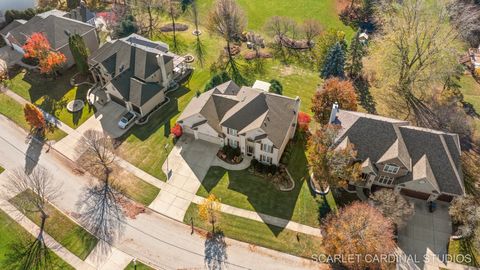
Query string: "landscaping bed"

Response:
xmin=0 ymin=93 xmax=67 ymax=141
xmin=0 ymin=209 xmax=74 ymax=269
xmin=160 ymin=23 xmax=188 ymax=32
xmin=217 ymin=145 xmax=243 ymax=164
xmin=10 ymin=190 xmax=98 ymax=260
xmin=184 ymin=203 xmax=324 ymax=259
xmin=449 ymin=238 xmax=480 ymax=267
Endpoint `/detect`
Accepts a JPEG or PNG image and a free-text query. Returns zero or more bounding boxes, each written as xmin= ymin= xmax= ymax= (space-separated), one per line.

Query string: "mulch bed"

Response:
xmin=243 ymin=51 xmax=273 ymax=60
xmin=224 ymin=45 xmax=241 ymax=56
xmin=275 ymin=35 xmax=311 ymax=50
xmin=160 ymin=23 xmax=189 ymax=32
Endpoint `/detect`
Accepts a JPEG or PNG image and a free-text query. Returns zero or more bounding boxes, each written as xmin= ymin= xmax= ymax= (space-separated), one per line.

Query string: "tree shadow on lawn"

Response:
xmin=116 ymin=86 xmax=190 ymax=143
xmin=19 ymin=68 xmax=78 ymax=103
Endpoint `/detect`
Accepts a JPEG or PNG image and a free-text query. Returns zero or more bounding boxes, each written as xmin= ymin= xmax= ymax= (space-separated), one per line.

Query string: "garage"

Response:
xmin=195 ymin=131 xmax=222 ymax=145
xmin=400 ymin=189 xmax=431 ymax=200
xmin=437 ymin=194 xmax=454 ymax=202
xmin=109 ymin=94 xmax=126 ymax=107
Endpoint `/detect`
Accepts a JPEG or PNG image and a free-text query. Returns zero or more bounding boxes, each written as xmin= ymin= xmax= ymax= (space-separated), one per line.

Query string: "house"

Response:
xmin=0 ymin=0 xmax=36 ymax=23
xmin=0 ymin=9 xmax=99 ymax=68
xmin=177 ymin=81 xmax=300 ymax=165
xmin=64 ymin=1 xmax=96 ymax=26
xmin=330 ymin=103 xmax=464 ymax=202
xmin=88 ymin=34 xmax=190 ymax=117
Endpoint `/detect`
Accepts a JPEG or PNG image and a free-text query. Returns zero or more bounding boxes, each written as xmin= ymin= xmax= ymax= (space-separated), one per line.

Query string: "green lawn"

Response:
xmin=0 ymin=93 xmax=67 ymax=141
xmin=124 ymin=260 xmax=156 ymax=270
xmin=10 ymin=190 xmax=98 ymax=260
xmin=0 ymin=166 xmax=4 ymax=174
xmin=121 ymin=174 xmax=160 ymax=205
xmin=184 ymin=203 xmax=324 ymax=258
xmin=0 ymin=209 xmax=74 ymax=269
xmin=6 ymin=68 xmax=94 ymax=129
xmin=197 ymin=138 xmax=338 ymax=227
xmin=449 ymin=238 xmax=480 ymax=267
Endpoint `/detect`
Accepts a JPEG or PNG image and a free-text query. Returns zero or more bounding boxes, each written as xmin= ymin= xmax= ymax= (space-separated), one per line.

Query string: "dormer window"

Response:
xmin=383 ymin=164 xmax=400 ymax=174
xmin=227 ymin=128 xmax=237 ymax=136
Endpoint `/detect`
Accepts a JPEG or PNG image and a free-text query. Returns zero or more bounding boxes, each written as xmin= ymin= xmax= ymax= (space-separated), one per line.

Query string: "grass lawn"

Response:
xmin=10 ymin=190 xmax=98 ymax=260
xmin=124 ymin=260 xmax=156 ymax=270
xmin=197 ymin=138 xmax=338 ymax=227
xmin=0 ymin=209 xmax=74 ymax=269
xmin=184 ymin=203 xmax=324 ymax=258
xmin=0 ymin=166 xmax=4 ymax=174
xmin=0 ymin=93 xmax=67 ymax=141
xmin=448 ymin=238 xmax=480 ymax=267
xmin=6 ymin=68 xmax=94 ymax=129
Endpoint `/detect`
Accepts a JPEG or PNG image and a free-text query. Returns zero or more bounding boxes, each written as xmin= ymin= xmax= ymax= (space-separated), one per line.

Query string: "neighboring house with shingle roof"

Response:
xmin=0 ymin=8 xmax=99 ymax=68
xmin=330 ymin=103 xmax=464 ymax=202
xmin=178 ymin=81 xmax=301 ymax=165
xmin=88 ymin=34 xmax=189 ymax=117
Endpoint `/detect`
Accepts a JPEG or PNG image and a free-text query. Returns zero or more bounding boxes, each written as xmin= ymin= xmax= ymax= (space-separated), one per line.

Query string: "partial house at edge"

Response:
xmin=178 ymin=80 xmax=301 ymax=165
xmin=329 ymin=104 xmax=465 ymax=202
xmin=0 ymin=8 xmax=99 ymax=68
xmin=88 ymin=34 xmax=189 ymax=117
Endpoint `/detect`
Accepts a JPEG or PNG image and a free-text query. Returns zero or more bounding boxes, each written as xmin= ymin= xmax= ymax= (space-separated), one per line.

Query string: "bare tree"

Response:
xmin=134 ymin=0 xmax=163 ymax=38
xmin=75 ymin=129 xmax=125 ymax=250
xmin=302 ymin=19 xmax=322 ymax=49
xmin=450 ymin=195 xmax=480 ymax=238
xmin=448 ymin=0 xmax=480 ymax=47
xmin=369 ymin=189 xmax=414 ymax=229
xmin=264 ymin=16 xmax=296 ymax=62
xmin=163 ymin=0 xmax=182 ymax=51
xmin=3 ymin=166 xmax=60 ymax=270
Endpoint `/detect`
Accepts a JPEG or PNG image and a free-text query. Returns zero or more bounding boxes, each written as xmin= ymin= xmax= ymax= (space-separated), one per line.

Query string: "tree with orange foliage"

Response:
xmin=39 ymin=51 xmax=66 ymax=76
xmin=23 ymin=32 xmax=66 ymax=76
xmin=170 ymin=123 xmax=183 ymax=138
xmin=322 ymin=201 xmax=396 ymax=270
xmin=311 ymin=77 xmax=357 ymax=124
xmin=24 ymin=103 xmax=46 ymax=136
xmin=297 ymin=111 xmax=311 ymax=132
xmin=308 ymin=124 xmax=360 ymax=191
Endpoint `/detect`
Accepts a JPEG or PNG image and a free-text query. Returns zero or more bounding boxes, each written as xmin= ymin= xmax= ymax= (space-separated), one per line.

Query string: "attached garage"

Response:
xmin=195 ymin=131 xmax=223 ymax=145
xmin=400 ymin=189 xmax=430 ymax=200
xmin=110 ymin=94 xmax=126 ymax=107
xmin=437 ymin=194 xmax=454 ymax=203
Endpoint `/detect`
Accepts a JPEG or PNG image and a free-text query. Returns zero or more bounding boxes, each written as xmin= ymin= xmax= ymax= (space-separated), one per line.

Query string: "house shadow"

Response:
xmin=199 ymin=139 xmax=311 ymax=236
xmin=25 ymin=138 xmax=43 ymax=175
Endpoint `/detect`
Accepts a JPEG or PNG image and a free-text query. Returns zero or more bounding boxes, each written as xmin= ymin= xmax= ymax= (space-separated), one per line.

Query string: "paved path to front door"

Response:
xmin=148 ymin=135 xmax=219 ymax=221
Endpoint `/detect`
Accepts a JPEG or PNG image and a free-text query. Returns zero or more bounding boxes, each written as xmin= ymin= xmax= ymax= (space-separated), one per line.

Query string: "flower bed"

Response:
xmin=217 ymin=145 xmax=243 ymax=164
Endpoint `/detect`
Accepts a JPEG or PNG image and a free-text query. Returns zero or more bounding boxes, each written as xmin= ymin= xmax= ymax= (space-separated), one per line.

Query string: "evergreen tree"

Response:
xmin=68 ymin=34 xmax=89 ymax=75
xmin=346 ymin=30 xmax=365 ymax=79
xmin=269 ymin=79 xmax=283 ymax=95
xmin=204 ymin=71 xmax=231 ymax=91
xmin=116 ymin=15 xmax=138 ymax=38
xmin=67 ymin=0 xmax=80 ymax=10
xmin=320 ymin=42 xmax=346 ymax=79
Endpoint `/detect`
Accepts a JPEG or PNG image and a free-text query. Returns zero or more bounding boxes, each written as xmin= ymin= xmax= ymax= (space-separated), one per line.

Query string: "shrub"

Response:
xmin=204 ymin=71 xmax=231 ymax=91
xmin=170 ymin=123 xmax=183 ymax=138
xmin=269 ymin=79 xmax=283 ymax=95
xmin=222 ymin=145 xmax=241 ymax=160
xmin=297 ymin=111 xmax=311 ymax=132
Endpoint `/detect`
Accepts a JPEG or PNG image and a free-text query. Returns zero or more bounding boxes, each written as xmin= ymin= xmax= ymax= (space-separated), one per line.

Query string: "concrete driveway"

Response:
xmin=0 ymin=46 xmax=22 ymax=66
xmin=397 ymin=197 xmax=452 ymax=269
xmin=149 ymin=135 xmax=220 ymax=221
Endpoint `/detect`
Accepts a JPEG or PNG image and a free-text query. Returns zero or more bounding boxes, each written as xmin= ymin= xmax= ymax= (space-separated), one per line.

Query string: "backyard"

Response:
xmin=10 ymin=190 xmax=98 ymax=260
xmin=6 ymin=67 xmax=95 ymax=129
xmin=0 ymin=209 xmax=73 ymax=269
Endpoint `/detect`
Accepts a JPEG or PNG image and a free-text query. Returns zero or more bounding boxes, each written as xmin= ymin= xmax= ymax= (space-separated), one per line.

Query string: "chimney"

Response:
xmin=329 ymin=102 xmax=339 ymax=124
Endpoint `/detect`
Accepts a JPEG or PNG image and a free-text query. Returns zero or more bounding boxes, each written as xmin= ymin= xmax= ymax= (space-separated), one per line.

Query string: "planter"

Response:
xmin=309 ymin=173 xmax=330 ymax=195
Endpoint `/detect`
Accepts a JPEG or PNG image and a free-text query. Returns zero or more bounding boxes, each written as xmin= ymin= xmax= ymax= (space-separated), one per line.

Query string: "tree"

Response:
xmin=77 ymin=129 xmax=116 ymax=178
xmin=68 ymin=34 xmax=89 ymax=75
xmin=369 ymin=0 xmax=460 ymax=128
xmin=308 ymin=124 xmax=361 ymax=191
xmin=369 ymin=189 xmax=414 ymax=229
xmin=449 ymin=195 xmax=480 ymax=238
xmin=269 ymin=79 xmax=283 ymax=95
xmin=448 ymin=1 xmax=480 ymax=47
xmin=204 ymin=71 xmax=231 ymax=91
xmin=23 ymin=33 xmax=51 ymax=61
xmin=297 ymin=112 xmax=311 ymax=132
xmin=3 ymin=166 xmax=60 ymax=270
xmin=314 ymin=28 xmax=347 ymax=69
xmin=207 ymin=0 xmax=246 ymax=82
xmin=67 ymin=0 xmax=80 ymax=10
xmin=24 ymin=103 xmax=47 ymax=136
xmin=323 ymin=202 xmax=396 ymax=270
xmin=134 ymin=0 xmax=163 ymax=39
xmin=163 ymin=0 xmax=181 ymax=52
xmin=346 ymin=30 xmax=365 ymax=80
xmin=302 ymin=19 xmax=322 ymax=49
xmin=39 ymin=51 xmax=66 ymax=76
xmin=311 ymin=78 xmax=357 ymax=124
xmin=320 ymin=42 xmax=345 ymax=79
xmin=199 ymin=194 xmax=221 ymax=233
xmin=116 ymin=15 xmax=138 ymax=38
xmin=191 ymin=0 xmax=206 ymax=67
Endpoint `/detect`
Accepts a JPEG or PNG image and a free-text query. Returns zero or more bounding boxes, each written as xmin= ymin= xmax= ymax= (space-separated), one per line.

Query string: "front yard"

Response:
xmin=449 ymin=238 xmax=480 ymax=267
xmin=6 ymin=67 xmax=94 ymax=129
xmin=10 ymin=190 xmax=98 ymax=260
xmin=0 ymin=209 xmax=74 ymax=269
xmin=184 ymin=203 xmax=324 ymax=259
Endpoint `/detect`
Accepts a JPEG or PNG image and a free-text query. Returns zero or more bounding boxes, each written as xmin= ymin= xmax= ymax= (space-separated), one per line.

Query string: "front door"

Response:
xmin=247 ymin=145 xmax=254 ymax=156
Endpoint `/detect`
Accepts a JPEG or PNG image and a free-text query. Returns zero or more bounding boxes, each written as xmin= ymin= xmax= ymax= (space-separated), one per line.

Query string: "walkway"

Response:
xmin=211 ymin=155 xmax=252 ymax=170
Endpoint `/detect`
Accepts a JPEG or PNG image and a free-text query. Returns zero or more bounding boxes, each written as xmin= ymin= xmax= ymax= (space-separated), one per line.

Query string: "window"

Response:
xmin=228 ymin=139 xmax=238 ymax=148
xmin=227 ymin=128 xmax=237 ymax=136
xmin=260 ymin=155 xmax=272 ymax=164
xmin=261 ymin=143 xmax=273 ymax=153
xmin=383 ymin=164 xmax=400 ymax=174
xmin=376 ymin=175 xmax=394 ymax=185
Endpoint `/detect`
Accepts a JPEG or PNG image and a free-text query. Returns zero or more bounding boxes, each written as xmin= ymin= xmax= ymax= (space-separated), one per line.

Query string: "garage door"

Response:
xmin=197 ymin=132 xmax=222 ymax=145
xmin=400 ymin=189 xmax=430 ymax=200
xmin=110 ymin=95 xmax=126 ymax=106
xmin=437 ymin=194 xmax=454 ymax=202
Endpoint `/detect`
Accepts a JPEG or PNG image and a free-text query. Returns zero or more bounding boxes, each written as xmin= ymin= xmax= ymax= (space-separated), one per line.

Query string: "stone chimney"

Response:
xmin=329 ymin=102 xmax=339 ymax=124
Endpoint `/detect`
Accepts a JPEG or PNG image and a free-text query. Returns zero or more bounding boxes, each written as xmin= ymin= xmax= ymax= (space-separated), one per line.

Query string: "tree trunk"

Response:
xmin=147 ymin=6 xmax=153 ymax=38
xmin=171 ymin=11 xmax=177 ymax=51
xmin=38 ymin=210 xmax=48 ymax=241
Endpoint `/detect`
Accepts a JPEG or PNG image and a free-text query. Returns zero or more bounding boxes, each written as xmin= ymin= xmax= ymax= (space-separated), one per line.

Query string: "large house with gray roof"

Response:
xmin=330 ymin=103 xmax=464 ymax=202
xmin=0 ymin=9 xmax=99 ymax=68
xmin=177 ymin=81 xmax=301 ymax=165
xmin=88 ymin=34 xmax=189 ymax=117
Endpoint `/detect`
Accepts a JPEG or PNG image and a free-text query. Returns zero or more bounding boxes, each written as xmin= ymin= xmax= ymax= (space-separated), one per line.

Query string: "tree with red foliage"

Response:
xmin=322 ymin=201 xmax=396 ymax=270
xmin=39 ymin=51 xmax=66 ymax=76
xmin=24 ymin=103 xmax=46 ymax=136
xmin=311 ymin=78 xmax=357 ymax=124
xmin=297 ymin=112 xmax=311 ymax=132
xmin=171 ymin=123 xmax=183 ymax=138
xmin=23 ymin=32 xmax=66 ymax=76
